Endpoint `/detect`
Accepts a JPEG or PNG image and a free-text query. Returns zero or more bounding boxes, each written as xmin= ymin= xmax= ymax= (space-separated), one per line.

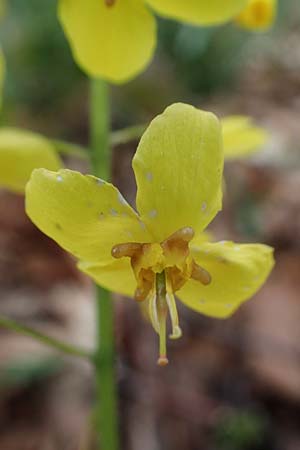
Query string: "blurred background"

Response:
xmin=0 ymin=0 xmax=300 ymax=449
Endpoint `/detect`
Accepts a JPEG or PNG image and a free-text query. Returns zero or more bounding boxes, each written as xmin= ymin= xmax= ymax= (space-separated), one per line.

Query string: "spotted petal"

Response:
xmin=222 ymin=116 xmax=268 ymax=159
xmin=78 ymin=258 xmax=136 ymax=297
xmin=177 ymin=240 xmax=274 ymax=318
xmin=146 ymin=0 xmax=248 ymax=25
xmin=0 ymin=128 xmax=62 ymax=194
xmin=132 ymin=103 xmax=223 ymax=242
xmin=58 ymin=0 xmax=156 ymax=83
xmin=25 ymin=168 xmax=152 ymax=264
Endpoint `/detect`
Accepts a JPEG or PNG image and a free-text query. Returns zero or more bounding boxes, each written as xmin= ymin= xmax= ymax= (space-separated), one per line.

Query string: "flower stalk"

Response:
xmin=0 ymin=315 xmax=91 ymax=360
xmin=90 ymin=78 xmax=119 ymax=450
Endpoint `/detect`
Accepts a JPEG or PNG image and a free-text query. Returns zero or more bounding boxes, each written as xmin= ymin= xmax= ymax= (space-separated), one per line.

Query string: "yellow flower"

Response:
xmin=58 ymin=0 xmax=248 ymax=83
xmin=235 ymin=0 xmax=276 ymax=31
xmin=25 ymin=103 xmax=274 ymax=365
xmin=0 ymin=128 xmax=62 ymax=194
xmin=222 ymin=115 xmax=269 ymax=158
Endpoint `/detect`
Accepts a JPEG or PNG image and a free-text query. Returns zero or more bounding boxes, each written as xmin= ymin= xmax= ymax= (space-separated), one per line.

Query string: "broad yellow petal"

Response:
xmin=26 ymin=168 xmax=152 ymax=264
xmin=235 ymin=0 xmax=276 ymax=31
xmin=58 ymin=0 xmax=156 ymax=83
xmin=132 ymin=103 xmax=223 ymax=242
xmin=78 ymin=258 xmax=136 ymax=297
xmin=0 ymin=128 xmax=62 ymax=194
xmin=177 ymin=240 xmax=274 ymax=318
xmin=146 ymin=0 xmax=248 ymax=25
xmin=222 ymin=115 xmax=268 ymax=159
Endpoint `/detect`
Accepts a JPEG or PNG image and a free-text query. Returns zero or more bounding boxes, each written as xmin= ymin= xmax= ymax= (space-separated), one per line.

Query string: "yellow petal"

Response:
xmin=132 ymin=103 xmax=223 ymax=242
xmin=78 ymin=258 xmax=136 ymax=297
xmin=222 ymin=115 xmax=269 ymax=159
xmin=0 ymin=128 xmax=62 ymax=194
xmin=25 ymin=168 xmax=152 ymax=264
xmin=177 ymin=240 xmax=274 ymax=318
xmin=235 ymin=0 xmax=276 ymax=31
xmin=146 ymin=0 xmax=248 ymax=25
xmin=58 ymin=0 xmax=156 ymax=83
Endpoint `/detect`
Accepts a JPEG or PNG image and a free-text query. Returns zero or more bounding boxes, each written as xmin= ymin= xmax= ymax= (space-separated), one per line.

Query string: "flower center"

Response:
xmin=111 ymin=227 xmax=211 ymax=365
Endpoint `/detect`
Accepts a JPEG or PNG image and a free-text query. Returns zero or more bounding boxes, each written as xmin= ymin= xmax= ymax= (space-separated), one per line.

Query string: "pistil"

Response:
xmin=156 ymin=271 xmax=169 ymax=366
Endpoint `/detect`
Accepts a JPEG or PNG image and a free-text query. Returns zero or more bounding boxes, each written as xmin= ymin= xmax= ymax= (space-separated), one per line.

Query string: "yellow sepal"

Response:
xmin=146 ymin=0 xmax=248 ymax=25
xmin=133 ymin=103 xmax=223 ymax=242
xmin=178 ymin=240 xmax=274 ymax=318
xmin=222 ymin=115 xmax=268 ymax=159
xmin=58 ymin=0 xmax=156 ymax=83
xmin=0 ymin=128 xmax=62 ymax=194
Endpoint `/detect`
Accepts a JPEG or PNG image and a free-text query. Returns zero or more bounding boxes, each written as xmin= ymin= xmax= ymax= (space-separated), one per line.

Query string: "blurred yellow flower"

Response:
xmin=0 ymin=128 xmax=62 ymax=194
xmin=58 ymin=0 xmax=248 ymax=83
xmin=235 ymin=0 xmax=276 ymax=31
xmin=26 ymin=103 xmax=274 ymax=365
xmin=222 ymin=115 xmax=269 ymax=158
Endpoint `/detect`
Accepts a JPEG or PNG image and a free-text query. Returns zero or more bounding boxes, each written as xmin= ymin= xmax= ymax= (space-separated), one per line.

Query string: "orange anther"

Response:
xmin=111 ymin=242 xmax=142 ymax=259
xmin=191 ymin=262 xmax=211 ymax=285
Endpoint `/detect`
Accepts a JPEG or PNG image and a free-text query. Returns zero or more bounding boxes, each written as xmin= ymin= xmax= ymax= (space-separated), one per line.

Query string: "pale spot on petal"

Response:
xmin=226 ymin=303 xmax=232 ymax=309
xmin=96 ymin=178 xmax=105 ymax=186
xmin=57 ymin=175 xmax=63 ymax=182
xmin=146 ymin=172 xmax=153 ymax=182
xmin=199 ymin=299 xmax=206 ymax=304
xmin=139 ymin=220 xmax=146 ymax=230
xmin=99 ymin=213 xmax=105 ymax=220
xmin=149 ymin=209 xmax=157 ymax=219
xmin=201 ymin=202 xmax=207 ymax=212
xmin=242 ymin=286 xmax=251 ymax=292
xmin=110 ymin=208 xmax=118 ymax=216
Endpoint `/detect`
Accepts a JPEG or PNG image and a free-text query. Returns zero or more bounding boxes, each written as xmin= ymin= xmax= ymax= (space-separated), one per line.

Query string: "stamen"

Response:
xmin=165 ymin=291 xmax=182 ymax=340
xmin=111 ymin=242 xmax=142 ymax=259
xmin=191 ymin=262 xmax=211 ymax=285
xmin=161 ymin=226 xmax=194 ymax=255
xmin=134 ymin=268 xmax=155 ymax=302
xmin=149 ymin=293 xmax=160 ymax=333
xmin=166 ymin=226 xmax=195 ymax=243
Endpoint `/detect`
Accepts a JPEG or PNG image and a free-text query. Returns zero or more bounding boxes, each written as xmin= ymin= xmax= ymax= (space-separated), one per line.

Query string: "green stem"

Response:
xmin=90 ymin=79 xmax=110 ymax=180
xmin=52 ymin=124 xmax=146 ymax=160
xmin=0 ymin=315 xmax=91 ymax=360
xmin=90 ymin=78 xmax=119 ymax=450
xmin=52 ymin=139 xmax=89 ymax=159
xmin=110 ymin=123 xmax=146 ymax=147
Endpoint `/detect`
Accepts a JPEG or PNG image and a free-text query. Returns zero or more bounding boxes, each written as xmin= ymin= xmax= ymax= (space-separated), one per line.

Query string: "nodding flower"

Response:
xmin=58 ymin=0 xmax=249 ymax=83
xmin=26 ymin=103 xmax=274 ymax=365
